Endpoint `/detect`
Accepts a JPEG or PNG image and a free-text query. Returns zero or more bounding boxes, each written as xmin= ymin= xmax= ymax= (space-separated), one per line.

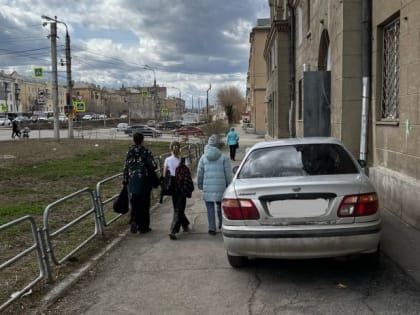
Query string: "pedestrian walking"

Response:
xmin=123 ymin=132 xmax=159 ymax=234
xmin=226 ymin=127 xmax=239 ymax=161
xmin=11 ymin=120 xmax=21 ymax=139
xmin=163 ymin=141 xmax=193 ymax=240
xmin=197 ymin=134 xmax=232 ymax=235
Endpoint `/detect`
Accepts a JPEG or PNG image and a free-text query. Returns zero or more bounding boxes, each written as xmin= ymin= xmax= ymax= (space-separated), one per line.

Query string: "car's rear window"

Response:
xmin=238 ymin=143 xmax=358 ymax=178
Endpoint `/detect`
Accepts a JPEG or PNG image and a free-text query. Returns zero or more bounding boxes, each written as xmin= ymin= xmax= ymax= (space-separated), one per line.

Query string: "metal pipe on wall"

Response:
xmin=360 ymin=0 xmax=372 ymax=161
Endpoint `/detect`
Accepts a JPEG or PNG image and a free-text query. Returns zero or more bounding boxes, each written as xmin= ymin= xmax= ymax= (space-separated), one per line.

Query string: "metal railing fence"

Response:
xmin=0 ymin=142 xmax=204 ymax=312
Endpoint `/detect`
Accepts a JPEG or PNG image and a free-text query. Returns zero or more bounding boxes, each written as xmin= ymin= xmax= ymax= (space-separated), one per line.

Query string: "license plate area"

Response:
xmin=267 ymin=199 xmax=329 ymax=218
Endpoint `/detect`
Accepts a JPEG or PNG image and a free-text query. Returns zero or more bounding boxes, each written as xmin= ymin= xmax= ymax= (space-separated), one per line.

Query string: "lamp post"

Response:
xmin=42 ymin=15 xmax=73 ymax=138
xmin=170 ymin=86 xmax=181 ymax=118
xmin=206 ymin=84 xmax=212 ymax=123
xmin=144 ymin=65 xmax=158 ymax=121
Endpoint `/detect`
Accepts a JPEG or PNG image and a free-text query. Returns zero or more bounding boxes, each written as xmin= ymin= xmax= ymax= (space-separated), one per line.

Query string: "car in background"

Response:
xmin=173 ymin=126 xmax=204 ymax=137
xmin=221 ymin=137 xmax=381 ymax=268
xmin=59 ymin=114 xmax=68 ymax=122
xmin=157 ymin=120 xmax=182 ymax=130
xmin=125 ymin=124 xmax=162 ymax=137
xmin=0 ymin=115 xmax=11 ymax=126
xmin=116 ymin=122 xmax=129 ymax=132
xmin=120 ymin=114 xmax=128 ymax=119
xmin=82 ymin=114 xmax=93 ymax=120
xmin=30 ymin=115 xmax=38 ymax=123
xmin=14 ymin=116 xmax=29 ymax=122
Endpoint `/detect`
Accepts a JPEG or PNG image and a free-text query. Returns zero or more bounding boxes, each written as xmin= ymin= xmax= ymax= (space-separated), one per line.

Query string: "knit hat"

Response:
xmin=208 ymin=134 xmax=217 ymax=146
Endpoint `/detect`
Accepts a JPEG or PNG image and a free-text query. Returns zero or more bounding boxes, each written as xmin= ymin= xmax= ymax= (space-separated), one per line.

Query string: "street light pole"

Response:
xmin=64 ymin=27 xmax=74 ymax=138
xmin=206 ymin=84 xmax=212 ymax=123
xmin=42 ymin=15 xmax=73 ymax=138
xmin=47 ymin=19 xmax=60 ymax=140
xmin=170 ymin=86 xmax=181 ymax=118
xmin=144 ymin=65 xmax=158 ymax=120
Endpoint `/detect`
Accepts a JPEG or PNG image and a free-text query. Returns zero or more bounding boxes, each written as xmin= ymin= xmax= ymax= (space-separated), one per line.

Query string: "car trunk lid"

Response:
xmin=233 ymin=175 xmax=363 ymax=225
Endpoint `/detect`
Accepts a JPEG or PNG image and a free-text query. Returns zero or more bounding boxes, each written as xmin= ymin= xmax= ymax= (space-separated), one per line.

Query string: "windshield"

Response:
xmin=238 ymin=144 xmax=359 ymax=179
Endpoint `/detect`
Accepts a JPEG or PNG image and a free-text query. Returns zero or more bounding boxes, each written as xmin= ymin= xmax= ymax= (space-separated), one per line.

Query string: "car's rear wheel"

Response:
xmin=227 ymin=252 xmax=248 ymax=268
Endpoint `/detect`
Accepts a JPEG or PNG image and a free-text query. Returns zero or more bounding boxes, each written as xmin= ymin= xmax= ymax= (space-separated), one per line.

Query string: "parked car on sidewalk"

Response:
xmin=173 ymin=126 xmax=204 ymax=137
xmin=124 ymin=124 xmax=162 ymax=137
xmin=222 ymin=137 xmax=381 ymax=268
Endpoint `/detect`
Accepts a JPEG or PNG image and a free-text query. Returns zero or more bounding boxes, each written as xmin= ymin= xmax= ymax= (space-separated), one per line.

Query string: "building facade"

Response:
xmin=264 ymin=0 xmax=420 ymax=229
xmin=369 ymin=0 xmax=420 ymax=229
xmin=247 ymin=18 xmax=270 ymax=135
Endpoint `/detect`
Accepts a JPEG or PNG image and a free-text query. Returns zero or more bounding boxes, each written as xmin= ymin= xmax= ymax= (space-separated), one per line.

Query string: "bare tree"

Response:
xmin=216 ymin=86 xmax=245 ymax=124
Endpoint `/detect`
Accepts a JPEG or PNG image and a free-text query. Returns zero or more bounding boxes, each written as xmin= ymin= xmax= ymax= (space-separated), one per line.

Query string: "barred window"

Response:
xmin=381 ymin=18 xmax=400 ymax=120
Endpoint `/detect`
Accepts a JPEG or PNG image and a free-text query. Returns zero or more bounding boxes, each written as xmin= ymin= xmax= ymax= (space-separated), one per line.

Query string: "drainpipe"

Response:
xmin=288 ymin=1 xmax=296 ymax=137
xmin=360 ymin=0 xmax=372 ymax=161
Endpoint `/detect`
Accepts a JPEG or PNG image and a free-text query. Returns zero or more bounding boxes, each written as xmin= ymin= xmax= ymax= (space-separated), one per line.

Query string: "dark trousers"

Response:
xmin=11 ymin=130 xmax=21 ymax=138
xmin=170 ymin=193 xmax=190 ymax=233
xmin=229 ymin=144 xmax=237 ymax=161
xmin=130 ymin=192 xmax=151 ymax=232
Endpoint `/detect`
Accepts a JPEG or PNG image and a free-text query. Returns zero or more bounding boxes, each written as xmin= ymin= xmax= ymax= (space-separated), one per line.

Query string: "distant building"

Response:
xmin=247 ymin=18 xmax=270 ymax=135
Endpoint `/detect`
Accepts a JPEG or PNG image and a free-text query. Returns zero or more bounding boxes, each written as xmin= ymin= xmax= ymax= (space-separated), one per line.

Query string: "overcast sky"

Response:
xmin=0 ymin=0 xmax=269 ymax=108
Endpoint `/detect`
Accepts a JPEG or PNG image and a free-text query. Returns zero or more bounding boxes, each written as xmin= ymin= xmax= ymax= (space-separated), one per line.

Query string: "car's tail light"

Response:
xmin=222 ymin=198 xmax=260 ymax=220
xmin=338 ymin=193 xmax=379 ymax=217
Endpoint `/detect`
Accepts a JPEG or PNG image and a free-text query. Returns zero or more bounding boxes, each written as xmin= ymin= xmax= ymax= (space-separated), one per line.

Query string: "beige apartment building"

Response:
xmin=247 ymin=19 xmax=270 ymax=135
xmin=264 ymin=0 xmax=420 ymax=229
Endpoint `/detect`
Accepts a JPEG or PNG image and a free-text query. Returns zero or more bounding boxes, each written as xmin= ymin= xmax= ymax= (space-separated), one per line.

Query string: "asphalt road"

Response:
xmin=0 ymin=126 xmax=191 ymax=143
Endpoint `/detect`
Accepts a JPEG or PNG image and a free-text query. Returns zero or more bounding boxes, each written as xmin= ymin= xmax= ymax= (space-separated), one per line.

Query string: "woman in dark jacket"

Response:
xmin=163 ymin=141 xmax=192 ymax=240
xmin=123 ymin=132 xmax=159 ymax=234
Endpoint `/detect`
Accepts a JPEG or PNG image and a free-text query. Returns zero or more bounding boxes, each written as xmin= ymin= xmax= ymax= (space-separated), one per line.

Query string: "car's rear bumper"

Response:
xmin=222 ymin=222 xmax=381 ymax=259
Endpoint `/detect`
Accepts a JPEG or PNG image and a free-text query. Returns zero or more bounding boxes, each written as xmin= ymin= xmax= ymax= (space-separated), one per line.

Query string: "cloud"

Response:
xmin=0 ymin=0 xmax=269 ymax=106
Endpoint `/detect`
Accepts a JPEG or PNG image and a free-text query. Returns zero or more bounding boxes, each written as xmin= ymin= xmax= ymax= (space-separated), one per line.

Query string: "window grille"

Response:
xmin=381 ymin=18 xmax=400 ymax=120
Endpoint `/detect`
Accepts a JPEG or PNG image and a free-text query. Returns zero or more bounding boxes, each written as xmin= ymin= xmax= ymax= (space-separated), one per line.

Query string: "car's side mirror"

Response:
xmin=233 ymin=165 xmax=239 ymax=174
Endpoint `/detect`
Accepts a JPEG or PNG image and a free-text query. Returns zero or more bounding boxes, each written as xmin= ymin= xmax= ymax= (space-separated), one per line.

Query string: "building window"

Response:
xmin=381 ymin=17 xmax=400 ymax=120
xmin=298 ymin=79 xmax=303 ymax=120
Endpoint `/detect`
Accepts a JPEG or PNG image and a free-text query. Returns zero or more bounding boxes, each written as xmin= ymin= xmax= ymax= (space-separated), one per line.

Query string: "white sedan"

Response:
xmin=82 ymin=114 xmax=93 ymax=120
xmin=222 ymin=137 xmax=381 ymax=267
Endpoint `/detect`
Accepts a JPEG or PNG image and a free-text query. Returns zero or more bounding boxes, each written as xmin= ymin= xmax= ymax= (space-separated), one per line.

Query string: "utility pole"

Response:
xmin=43 ymin=15 xmax=72 ymax=139
xmin=49 ymin=21 xmax=60 ymax=141
xmin=206 ymin=83 xmax=212 ymax=123
xmin=65 ymin=29 xmax=74 ymax=138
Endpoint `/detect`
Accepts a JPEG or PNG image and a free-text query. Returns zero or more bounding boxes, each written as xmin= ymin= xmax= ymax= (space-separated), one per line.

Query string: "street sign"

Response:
xmin=73 ymin=101 xmax=86 ymax=112
xmin=34 ymin=67 xmax=44 ymax=78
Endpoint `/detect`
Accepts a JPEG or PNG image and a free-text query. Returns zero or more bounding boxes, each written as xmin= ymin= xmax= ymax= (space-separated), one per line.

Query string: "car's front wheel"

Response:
xmin=227 ymin=252 xmax=248 ymax=268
